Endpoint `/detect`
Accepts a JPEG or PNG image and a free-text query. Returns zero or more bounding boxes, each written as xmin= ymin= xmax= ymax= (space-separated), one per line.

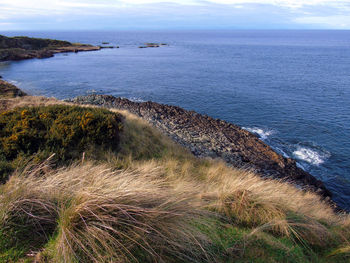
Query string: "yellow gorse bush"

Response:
xmin=0 ymin=105 xmax=123 ymax=182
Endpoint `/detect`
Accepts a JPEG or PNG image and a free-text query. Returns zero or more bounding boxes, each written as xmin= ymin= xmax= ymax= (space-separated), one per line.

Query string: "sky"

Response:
xmin=0 ymin=0 xmax=350 ymax=30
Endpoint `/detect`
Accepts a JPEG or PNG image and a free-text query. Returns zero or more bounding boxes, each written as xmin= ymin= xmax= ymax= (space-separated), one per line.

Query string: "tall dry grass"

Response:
xmin=0 ymin=162 xmax=213 ymax=263
xmin=130 ymin=159 xmax=350 ymax=249
xmin=101 ymin=107 xmax=350 ymax=251
xmin=0 ymin=95 xmax=67 ymax=111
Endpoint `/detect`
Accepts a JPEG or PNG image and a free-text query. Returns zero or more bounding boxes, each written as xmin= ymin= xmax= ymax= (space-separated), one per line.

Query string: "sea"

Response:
xmin=0 ymin=30 xmax=349 ymax=210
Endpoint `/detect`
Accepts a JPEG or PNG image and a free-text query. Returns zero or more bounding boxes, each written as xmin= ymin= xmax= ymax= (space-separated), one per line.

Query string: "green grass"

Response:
xmin=194 ymin=218 xmax=320 ymax=263
xmin=0 ymin=229 xmax=34 ymax=263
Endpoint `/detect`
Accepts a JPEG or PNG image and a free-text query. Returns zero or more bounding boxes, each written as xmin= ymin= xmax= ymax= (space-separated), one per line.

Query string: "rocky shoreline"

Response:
xmin=70 ymin=94 xmax=333 ymax=200
xmin=0 ymin=80 xmax=27 ymax=98
xmin=0 ymin=35 xmax=100 ymax=61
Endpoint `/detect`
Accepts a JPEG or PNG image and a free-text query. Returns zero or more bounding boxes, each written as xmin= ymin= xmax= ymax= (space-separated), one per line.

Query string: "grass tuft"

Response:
xmin=0 ymin=162 xmax=213 ymax=263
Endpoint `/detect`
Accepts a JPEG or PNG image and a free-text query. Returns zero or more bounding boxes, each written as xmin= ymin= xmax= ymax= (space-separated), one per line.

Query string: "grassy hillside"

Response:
xmin=0 ymin=35 xmax=71 ymax=50
xmin=0 ymin=35 xmax=71 ymax=61
xmin=0 ymin=96 xmax=349 ymax=262
xmin=0 ymin=35 xmax=100 ymax=61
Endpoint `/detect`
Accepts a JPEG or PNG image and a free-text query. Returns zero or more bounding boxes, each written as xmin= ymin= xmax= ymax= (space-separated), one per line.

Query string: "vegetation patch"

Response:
xmin=0 ymin=163 xmax=212 ymax=263
xmin=0 ymin=35 xmax=71 ymax=50
xmin=0 ymin=80 xmax=26 ymax=98
xmin=0 ymin=105 xmax=123 ymax=182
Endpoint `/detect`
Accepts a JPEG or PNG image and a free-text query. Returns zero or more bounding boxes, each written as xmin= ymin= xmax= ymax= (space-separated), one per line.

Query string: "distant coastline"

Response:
xmin=0 ymin=34 xmax=100 ymax=61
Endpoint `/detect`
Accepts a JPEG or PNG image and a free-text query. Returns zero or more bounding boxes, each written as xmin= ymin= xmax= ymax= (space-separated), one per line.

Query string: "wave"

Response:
xmin=296 ymin=162 xmax=306 ymax=170
xmin=242 ymin=126 xmax=330 ymax=168
xmin=129 ymin=97 xmax=145 ymax=103
xmin=293 ymin=146 xmax=330 ymax=166
xmin=273 ymin=146 xmax=290 ymax=159
xmin=86 ymin=89 xmax=97 ymax=94
xmin=8 ymin=80 xmax=21 ymax=86
xmin=242 ymin=126 xmax=275 ymax=140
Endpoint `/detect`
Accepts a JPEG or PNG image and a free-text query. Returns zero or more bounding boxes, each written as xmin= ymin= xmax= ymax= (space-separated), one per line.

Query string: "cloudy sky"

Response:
xmin=0 ymin=0 xmax=350 ymax=30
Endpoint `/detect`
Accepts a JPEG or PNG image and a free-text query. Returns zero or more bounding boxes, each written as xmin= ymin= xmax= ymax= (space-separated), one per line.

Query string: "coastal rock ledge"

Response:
xmin=71 ymin=94 xmax=332 ymax=199
xmin=0 ymin=35 xmax=100 ymax=61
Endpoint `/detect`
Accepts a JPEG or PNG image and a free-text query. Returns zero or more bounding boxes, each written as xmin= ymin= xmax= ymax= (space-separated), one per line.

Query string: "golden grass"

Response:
xmin=0 ymin=95 xmax=68 ymax=110
xmin=328 ymin=245 xmax=350 ymax=257
xmin=129 ymin=158 xmax=349 ymax=248
xmin=0 ymin=161 xmax=213 ymax=263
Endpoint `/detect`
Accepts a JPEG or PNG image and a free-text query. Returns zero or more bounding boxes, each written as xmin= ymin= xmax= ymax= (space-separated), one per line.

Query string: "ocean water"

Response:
xmin=0 ymin=30 xmax=349 ymax=210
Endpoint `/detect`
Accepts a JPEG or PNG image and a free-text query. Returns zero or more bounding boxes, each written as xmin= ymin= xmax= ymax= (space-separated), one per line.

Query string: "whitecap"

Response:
xmin=86 ymin=89 xmax=97 ymax=94
xmin=274 ymin=147 xmax=290 ymax=158
xmin=293 ymin=146 xmax=330 ymax=166
xmin=242 ymin=126 xmax=275 ymax=140
xmin=8 ymin=80 xmax=21 ymax=86
xmin=296 ymin=162 xmax=306 ymax=170
xmin=129 ymin=97 xmax=145 ymax=103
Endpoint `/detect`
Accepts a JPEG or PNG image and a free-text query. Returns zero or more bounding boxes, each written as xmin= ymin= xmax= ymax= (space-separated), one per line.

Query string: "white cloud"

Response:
xmin=1 ymin=0 xmax=349 ymax=10
xmin=295 ymin=15 xmax=350 ymax=28
xmin=120 ymin=0 xmax=198 ymax=4
xmin=120 ymin=0 xmax=350 ymax=8
xmin=0 ymin=0 xmax=348 ymax=14
xmin=0 ymin=0 xmax=350 ymax=29
xmin=212 ymin=0 xmax=343 ymax=5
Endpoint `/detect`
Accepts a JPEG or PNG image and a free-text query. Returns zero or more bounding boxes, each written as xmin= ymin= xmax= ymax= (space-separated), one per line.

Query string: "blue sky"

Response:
xmin=0 ymin=0 xmax=350 ymax=30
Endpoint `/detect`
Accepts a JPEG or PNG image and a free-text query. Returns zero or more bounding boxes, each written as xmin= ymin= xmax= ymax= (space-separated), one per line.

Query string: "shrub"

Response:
xmin=0 ymin=105 xmax=123 ymax=182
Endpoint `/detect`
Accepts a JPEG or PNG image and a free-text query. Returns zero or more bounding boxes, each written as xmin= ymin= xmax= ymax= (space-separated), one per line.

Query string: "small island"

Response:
xmin=139 ymin=42 xmax=168 ymax=48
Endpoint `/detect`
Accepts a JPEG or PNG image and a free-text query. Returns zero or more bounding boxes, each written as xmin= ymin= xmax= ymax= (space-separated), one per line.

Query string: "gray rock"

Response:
xmin=68 ymin=94 xmax=333 ymax=202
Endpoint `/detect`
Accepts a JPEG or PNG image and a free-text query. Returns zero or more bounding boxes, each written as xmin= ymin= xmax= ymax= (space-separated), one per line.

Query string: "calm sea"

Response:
xmin=1 ymin=30 xmax=349 ymax=210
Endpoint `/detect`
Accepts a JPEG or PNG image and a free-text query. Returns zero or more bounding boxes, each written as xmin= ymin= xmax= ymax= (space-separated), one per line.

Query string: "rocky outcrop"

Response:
xmin=0 ymin=35 xmax=100 ymax=61
xmin=98 ymin=45 xmax=119 ymax=49
xmin=138 ymin=43 xmax=168 ymax=48
xmin=0 ymin=80 xmax=26 ymax=98
xmin=0 ymin=35 xmax=71 ymax=50
xmin=70 ymin=94 xmax=332 ymax=199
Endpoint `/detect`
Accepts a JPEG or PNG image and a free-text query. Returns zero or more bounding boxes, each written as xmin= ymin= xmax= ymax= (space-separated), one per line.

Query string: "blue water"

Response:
xmin=1 ymin=30 xmax=350 ymax=210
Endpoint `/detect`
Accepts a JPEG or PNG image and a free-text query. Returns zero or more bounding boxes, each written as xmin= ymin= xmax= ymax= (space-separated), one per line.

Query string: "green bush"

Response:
xmin=0 ymin=105 xmax=123 ymax=182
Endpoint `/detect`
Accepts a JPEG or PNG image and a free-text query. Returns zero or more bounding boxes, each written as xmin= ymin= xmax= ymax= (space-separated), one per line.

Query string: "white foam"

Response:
xmin=8 ymin=80 xmax=21 ymax=86
xmin=242 ymin=127 xmax=274 ymax=140
xmin=129 ymin=97 xmax=145 ymax=102
xmin=86 ymin=89 xmax=97 ymax=94
xmin=296 ymin=162 xmax=305 ymax=170
xmin=274 ymin=147 xmax=290 ymax=158
xmin=293 ymin=147 xmax=329 ymax=166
